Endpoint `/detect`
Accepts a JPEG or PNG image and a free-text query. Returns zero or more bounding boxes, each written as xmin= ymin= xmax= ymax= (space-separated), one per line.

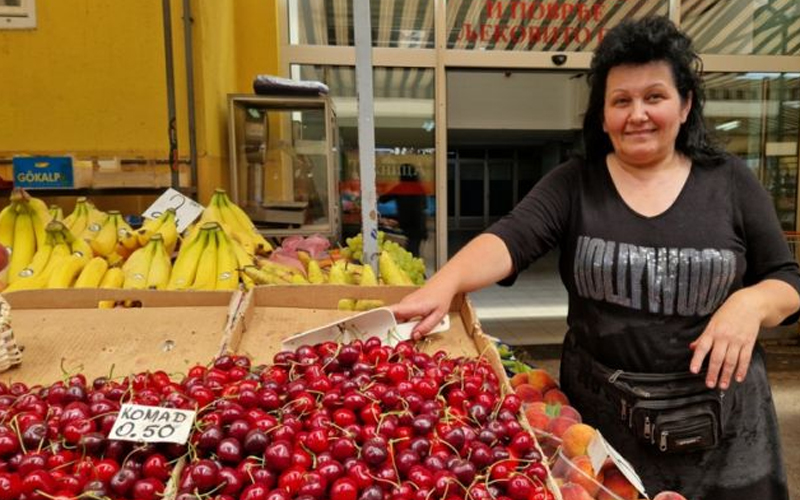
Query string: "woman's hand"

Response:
xmin=389 ymin=280 xmax=457 ymax=340
xmin=689 ymin=289 xmax=761 ymax=390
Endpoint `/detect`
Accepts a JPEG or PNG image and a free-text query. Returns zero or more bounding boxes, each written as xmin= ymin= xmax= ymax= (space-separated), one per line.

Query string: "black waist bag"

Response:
xmin=589 ymin=357 xmax=724 ymax=454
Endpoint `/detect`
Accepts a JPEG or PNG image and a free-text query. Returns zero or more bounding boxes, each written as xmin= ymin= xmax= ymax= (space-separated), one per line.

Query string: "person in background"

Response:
xmin=379 ymin=164 xmax=428 ymax=256
xmin=391 ymin=17 xmax=800 ymax=500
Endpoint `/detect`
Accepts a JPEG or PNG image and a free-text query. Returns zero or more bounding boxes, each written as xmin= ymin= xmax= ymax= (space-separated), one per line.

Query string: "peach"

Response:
xmin=557 ymin=404 xmax=582 ymax=423
xmin=566 ymin=455 xmax=604 ymax=497
xmin=653 ymin=492 xmax=688 ymax=500
xmin=544 ymin=388 xmax=570 ymax=405
xmin=510 ymin=372 xmax=529 ymax=388
xmin=524 ymin=407 xmax=551 ymax=431
xmin=546 ymin=416 xmax=579 ymax=438
xmin=514 ymin=383 xmax=544 ymax=403
xmin=599 ymin=468 xmax=639 ymax=500
xmin=527 ymin=369 xmax=558 ymax=393
xmin=559 ymin=482 xmax=594 ymax=500
xmin=561 ymin=423 xmax=597 ymax=458
xmin=525 ymin=401 xmax=548 ymax=415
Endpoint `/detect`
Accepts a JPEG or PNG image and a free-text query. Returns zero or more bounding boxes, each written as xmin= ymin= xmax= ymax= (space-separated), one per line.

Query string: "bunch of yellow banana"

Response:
xmin=244 ymin=258 xmax=310 ymax=286
xmin=190 ymin=189 xmax=272 ymax=256
xmin=4 ymin=220 xmax=92 ymax=291
xmin=89 ymin=210 xmax=135 ymax=264
xmin=134 ymin=209 xmax=179 ymax=255
xmin=0 ymin=189 xmax=53 ymax=284
xmin=63 ymin=197 xmax=106 ymax=240
xmin=167 ymin=222 xmax=240 ymax=290
xmin=122 ymin=233 xmax=172 ymax=290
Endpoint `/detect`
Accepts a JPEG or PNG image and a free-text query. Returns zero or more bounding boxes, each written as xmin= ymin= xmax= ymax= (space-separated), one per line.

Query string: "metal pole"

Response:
xmin=161 ymin=0 xmax=179 ymax=189
xmin=354 ymin=0 xmax=379 ymax=274
xmin=182 ymin=0 xmax=199 ymax=198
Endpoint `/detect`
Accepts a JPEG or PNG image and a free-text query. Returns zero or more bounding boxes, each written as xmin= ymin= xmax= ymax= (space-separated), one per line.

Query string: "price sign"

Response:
xmin=588 ymin=431 xmax=647 ymax=498
xmin=109 ymin=404 xmax=196 ymax=444
xmin=143 ymin=188 xmax=204 ymax=233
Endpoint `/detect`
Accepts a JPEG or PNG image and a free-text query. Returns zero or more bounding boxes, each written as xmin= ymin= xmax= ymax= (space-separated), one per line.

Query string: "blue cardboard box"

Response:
xmin=12 ymin=156 xmax=75 ymax=189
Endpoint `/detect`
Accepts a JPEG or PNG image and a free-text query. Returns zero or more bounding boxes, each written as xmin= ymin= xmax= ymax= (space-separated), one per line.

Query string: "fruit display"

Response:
xmin=178 ymin=339 xmax=555 ymax=500
xmin=0 ymin=338 xmax=558 ymax=500
xmin=345 ymin=232 xmax=426 ymax=285
xmin=512 ymin=369 xmax=689 ymax=500
xmin=0 ymin=188 xmax=272 ymax=293
xmin=0 ymin=188 xmax=425 ymax=294
xmin=0 ymin=371 xmax=190 ymax=500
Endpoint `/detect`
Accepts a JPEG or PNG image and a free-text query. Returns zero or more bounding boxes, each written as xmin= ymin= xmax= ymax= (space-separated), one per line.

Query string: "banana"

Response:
xmin=100 ymin=267 xmax=124 ymax=288
xmin=167 ymin=226 xmax=209 ymax=290
xmin=215 ymin=190 xmax=273 ymax=254
xmin=47 ymin=254 xmax=87 ymax=288
xmin=214 ymin=229 xmax=239 ymax=290
xmin=156 ymin=209 xmax=179 ymax=255
xmin=15 ymin=234 xmax=54 ymax=281
xmin=67 ymin=232 xmax=93 ymax=260
xmin=64 ymin=198 xmax=90 ymax=237
xmin=123 ymin=239 xmax=157 ymax=289
xmin=89 ymin=215 xmax=116 ymax=257
xmin=74 ymin=257 xmax=109 ymax=288
xmin=242 ymin=265 xmax=287 ymax=285
xmin=360 ymin=264 xmax=378 ymax=286
xmin=307 ymin=259 xmax=325 ymax=284
xmin=379 ymin=251 xmax=413 ymax=285
xmin=198 ymin=192 xmax=225 ymax=225
xmin=8 ymin=206 xmax=36 ymax=283
xmin=79 ymin=201 xmax=107 ymax=240
xmin=0 ymin=203 xmax=18 ymax=248
xmin=190 ymin=228 xmax=218 ymax=290
xmin=136 ymin=213 xmax=166 ymax=247
xmin=98 ymin=266 xmax=124 ymax=309
xmin=118 ymin=228 xmax=140 ymax=252
xmin=328 ymin=260 xmax=351 ymax=285
xmin=145 ymin=235 xmax=172 ymax=290
xmin=28 ymin=209 xmax=49 ymax=252
xmin=48 ymin=205 xmax=63 ymax=221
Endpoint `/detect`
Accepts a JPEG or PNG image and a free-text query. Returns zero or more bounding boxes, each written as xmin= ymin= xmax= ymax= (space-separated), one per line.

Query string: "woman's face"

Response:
xmin=602 ymin=61 xmax=692 ymax=167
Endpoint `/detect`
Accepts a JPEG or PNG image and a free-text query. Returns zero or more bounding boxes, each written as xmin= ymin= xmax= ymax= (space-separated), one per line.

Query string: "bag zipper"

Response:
xmin=657 ymin=417 xmax=717 ymax=452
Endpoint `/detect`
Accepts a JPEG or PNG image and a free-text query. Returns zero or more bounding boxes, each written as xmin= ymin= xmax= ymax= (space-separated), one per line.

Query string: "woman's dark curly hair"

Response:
xmin=583 ymin=16 xmax=723 ymax=165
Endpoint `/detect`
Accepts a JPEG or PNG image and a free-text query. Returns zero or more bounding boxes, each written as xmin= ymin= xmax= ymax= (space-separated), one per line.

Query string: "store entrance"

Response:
xmin=446 ymin=69 xmax=587 ymax=334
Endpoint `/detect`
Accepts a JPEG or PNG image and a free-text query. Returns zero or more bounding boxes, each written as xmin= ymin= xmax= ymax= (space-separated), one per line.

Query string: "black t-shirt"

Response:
xmin=487 ymin=155 xmax=800 ymax=372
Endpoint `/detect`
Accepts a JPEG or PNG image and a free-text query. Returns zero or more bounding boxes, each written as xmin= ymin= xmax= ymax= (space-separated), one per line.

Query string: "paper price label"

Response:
xmin=143 ymin=188 xmax=204 ymax=233
xmin=588 ymin=431 xmax=648 ymax=498
xmin=109 ymin=404 xmax=196 ymax=444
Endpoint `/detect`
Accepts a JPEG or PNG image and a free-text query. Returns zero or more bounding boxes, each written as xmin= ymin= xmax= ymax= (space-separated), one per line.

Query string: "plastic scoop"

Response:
xmin=280 ymin=307 xmax=450 ymax=351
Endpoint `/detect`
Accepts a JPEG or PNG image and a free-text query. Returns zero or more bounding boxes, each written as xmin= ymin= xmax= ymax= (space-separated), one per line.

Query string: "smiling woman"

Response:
xmin=391 ymin=16 xmax=800 ymax=500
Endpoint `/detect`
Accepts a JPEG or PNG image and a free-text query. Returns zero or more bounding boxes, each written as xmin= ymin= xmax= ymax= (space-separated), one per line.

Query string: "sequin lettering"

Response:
xmin=574 ymin=236 xmax=736 ymax=316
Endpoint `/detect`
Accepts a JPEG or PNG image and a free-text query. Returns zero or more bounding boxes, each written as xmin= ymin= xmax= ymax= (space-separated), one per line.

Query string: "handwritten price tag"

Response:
xmin=143 ymin=188 xmax=204 ymax=233
xmin=588 ymin=431 xmax=647 ymax=498
xmin=109 ymin=404 xmax=196 ymax=444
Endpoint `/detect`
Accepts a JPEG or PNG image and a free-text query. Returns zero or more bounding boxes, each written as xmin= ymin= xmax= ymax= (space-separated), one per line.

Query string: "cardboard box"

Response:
xmin=0 ymin=289 xmax=241 ymax=386
xmin=223 ymin=284 xmax=561 ymax=497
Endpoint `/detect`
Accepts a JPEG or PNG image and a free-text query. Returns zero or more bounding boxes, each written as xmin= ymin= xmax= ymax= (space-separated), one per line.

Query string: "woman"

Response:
xmin=391 ymin=17 xmax=800 ymax=500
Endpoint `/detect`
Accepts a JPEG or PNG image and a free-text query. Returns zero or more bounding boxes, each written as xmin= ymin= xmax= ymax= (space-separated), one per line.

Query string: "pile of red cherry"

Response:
xmin=0 ymin=338 xmax=554 ymax=500
xmin=179 ymin=338 xmax=553 ymax=500
xmin=0 ymin=372 xmax=189 ymax=500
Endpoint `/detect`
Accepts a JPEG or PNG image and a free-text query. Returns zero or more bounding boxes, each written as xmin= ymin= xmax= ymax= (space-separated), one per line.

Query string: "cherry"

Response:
xmin=143 ymin=453 xmax=171 ymax=481
xmin=191 ymin=459 xmax=220 ymax=491
xmin=0 ymin=473 xmax=21 ymax=500
xmin=132 ymin=477 xmax=165 ymax=500
xmin=330 ymin=477 xmax=359 ymax=500
xmin=264 ymin=441 xmax=293 ymax=471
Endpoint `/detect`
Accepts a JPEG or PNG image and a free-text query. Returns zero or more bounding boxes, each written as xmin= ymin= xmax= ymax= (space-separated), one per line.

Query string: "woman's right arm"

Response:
xmin=389 ymin=233 xmax=514 ymax=337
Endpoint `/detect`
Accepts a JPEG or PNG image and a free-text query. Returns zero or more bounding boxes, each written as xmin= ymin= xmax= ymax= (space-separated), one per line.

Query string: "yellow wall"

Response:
xmin=0 ymin=0 xmax=281 ymax=207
